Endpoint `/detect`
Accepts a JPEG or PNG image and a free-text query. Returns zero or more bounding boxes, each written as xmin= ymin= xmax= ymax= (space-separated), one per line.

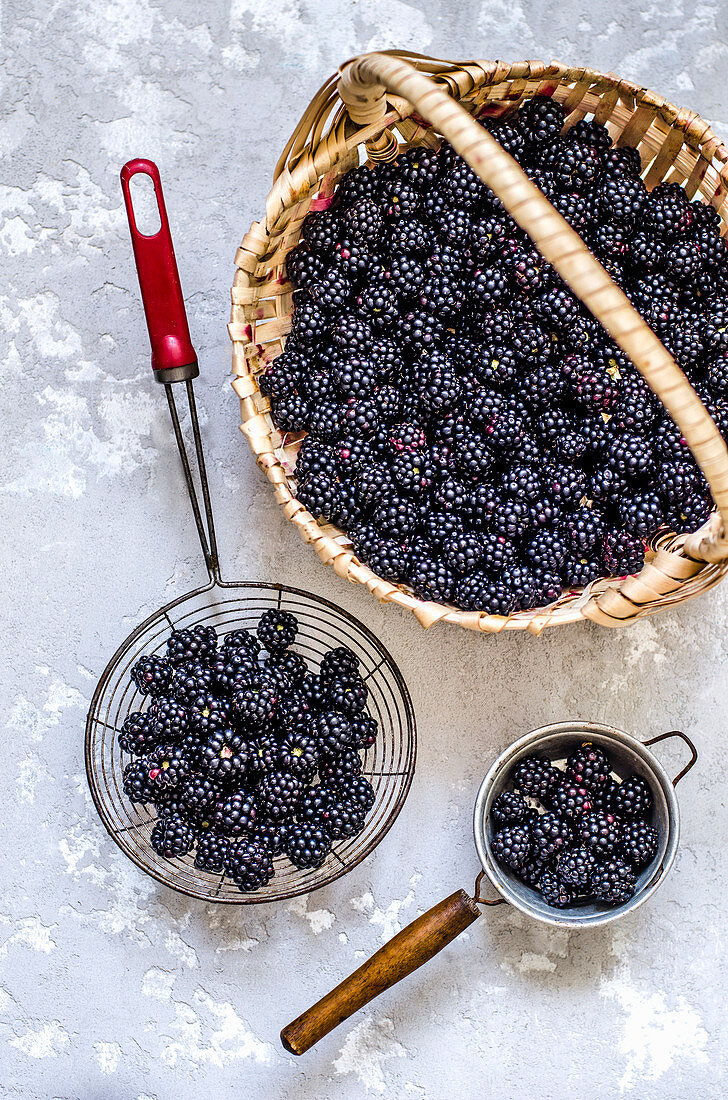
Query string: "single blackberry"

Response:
xmin=568 ymin=118 xmax=612 ymax=152
xmin=210 ymin=649 xmax=257 ymax=694
xmin=441 ymin=531 xmax=487 ymax=575
xmin=611 ymin=775 xmax=653 ymax=819
xmin=201 ymin=729 xmax=251 ymax=780
xmin=286 ymin=244 xmax=325 ymax=289
xmin=621 ymin=820 xmax=659 ymax=867
xmin=187 ymin=692 xmax=231 ymax=738
xmin=390 ymin=450 xmax=436 ymax=495
xmin=619 ymin=491 xmax=666 ymax=538
xmin=332 ymin=312 xmax=373 ymax=353
xmin=596 ymin=173 xmax=646 ymax=225
xmin=266 ymin=649 xmax=308 ymax=688
xmin=565 ymin=744 xmax=611 ymax=789
xmin=519 ymin=855 xmax=554 ymax=889
xmin=491 ymin=824 xmax=531 ymax=870
xmin=248 ymin=731 xmax=280 ymax=774
xmin=291 ymin=296 xmax=328 ymax=345
xmin=519 ymin=96 xmax=565 ymax=145
xmin=544 ymin=464 xmax=587 ymax=508
xmin=122 ymin=757 xmax=156 ymax=803
xmin=131 ymin=654 xmax=173 ymax=698
xmin=400 ymin=145 xmax=441 ymax=188
xmin=150 ymin=814 xmax=196 ymax=860
xmin=343 ymin=198 xmax=383 ymax=241
xmin=607 ymin=433 xmax=653 ymax=480
xmin=117 ymin=711 xmax=159 ymax=756
xmin=512 ymin=756 xmax=560 ymax=801
xmin=592 ymin=775 xmax=620 ymax=813
xmin=525 ymin=529 xmax=569 ymax=573
xmin=318 ymin=747 xmax=363 ymax=782
xmin=166 ymin=625 xmax=217 ymax=667
xmin=669 ymin=490 xmax=713 ymax=534
xmin=547 ymin=137 xmax=604 ymax=190
xmin=256 ymin=609 xmax=298 ymax=654
xmin=149 ymin=697 xmax=189 ymax=742
xmin=491 ymin=790 xmax=530 ymax=827
xmin=225 ymin=838 xmax=275 ymax=892
xmin=603 ymin=529 xmax=644 ymax=575
xmin=325 ymin=674 xmax=368 ymax=716
xmin=551 ymin=780 xmax=595 ymax=820
xmin=257 ymin=770 xmax=304 ymax=822
xmin=530 ymin=812 xmax=572 ymax=858
xmin=538 ymin=868 xmax=575 ymax=909
xmin=389 ymin=216 xmax=434 ymax=254
xmin=336 ymin=165 xmax=379 ymax=206
xmin=565 ymin=508 xmax=605 ymax=556
xmin=335 ymin=774 xmax=375 ymax=811
xmin=485 ymin=118 xmax=528 ymax=161
xmin=146 ymin=743 xmax=192 ymax=790
xmin=302 ymin=209 xmax=340 ymax=254
xmin=171 ymin=660 xmax=214 ymax=706
xmin=347 ymin=712 xmax=378 ymax=751
xmin=360 ymin=535 xmax=408 ymax=584
xmin=559 ymin=844 xmax=598 ymax=889
xmin=254 ymin=819 xmax=289 ymax=856
xmin=231 ymin=679 xmax=278 ymax=730
xmin=563 ymin=556 xmax=603 ymax=587
xmin=576 ymin=811 xmax=622 ymax=857
xmin=194 ymin=832 xmax=230 ymax=873
xmin=502 ymin=563 xmax=539 ymax=611
xmin=592 ymin=858 xmax=636 ymax=905
xmin=604 ymin=146 xmax=642 ymax=176
xmin=644 ymin=182 xmax=693 ymax=237
xmin=214 ymin=789 xmax=258 ymax=836
xmin=310 ymin=267 xmax=354 ymax=313
xmin=299 ymin=673 xmax=330 ymax=714
xmin=279 ymin=730 xmax=319 ymax=777
xmin=286 ymin=822 xmax=333 ymax=869
xmin=408 ymin=553 xmax=456 ymax=603
xmin=179 ymin=772 xmax=218 ymax=820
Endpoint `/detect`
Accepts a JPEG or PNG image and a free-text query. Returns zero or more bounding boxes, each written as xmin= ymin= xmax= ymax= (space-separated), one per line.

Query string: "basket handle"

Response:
xmin=337 ymin=53 xmax=728 ymax=565
xmin=280 ymin=889 xmax=481 ymax=1055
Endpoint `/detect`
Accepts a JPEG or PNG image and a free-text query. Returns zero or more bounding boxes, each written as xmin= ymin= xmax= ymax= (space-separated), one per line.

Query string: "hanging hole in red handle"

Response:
xmin=128 ymin=171 xmax=162 ymax=237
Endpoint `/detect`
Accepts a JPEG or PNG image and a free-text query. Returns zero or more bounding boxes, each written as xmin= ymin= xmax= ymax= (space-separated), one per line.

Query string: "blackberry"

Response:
xmin=398 ymin=309 xmax=445 ymax=350
xmin=707 ymin=352 xmax=728 ymax=397
xmin=550 ymin=189 xmax=591 ymax=229
xmin=563 ymin=556 xmax=603 ymax=586
xmin=302 ymin=210 xmax=340 ymax=253
xmin=118 ymin=711 xmax=159 ymax=756
xmin=485 ymin=119 xmax=528 ymax=161
xmin=335 ymin=774 xmax=375 ymax=811
xmin=545 ymin=464 xmax=587 ymax=508
xmin=348 ymin=712 xmax=378 ymax=750
xmin=390 ymin=450 xmax=436 ymax=495
xmin=256 ymin=609 xmax=298 ymax=653
xmin=612 ymin=376 xmax=659 ymax=432
xmin=442 ymin=531 xmax=487 ymax=575
xmin=266 ymin=649 xmax=308 ymax=688
xmin=291 ymin=296 xmax=328 ymax=344
xmin=400 ymin=145 xmax=441 ymax=188
xmin=565 ymin=508 xmax=605 ymax=555
xmin=592 ymin=775 xmax=620 ymax=814
xmin=310 ymin=267 xmax=354 ymax=313
xmin=469 ymin=212 xmax=510 ymax=258
xmin=122 ymin=757 xmax=156 ymax=803
xmin=254 ymin=819 xmax=289 ymax=856
xmin=525 ymin=529 xmax=569 ymax=573
xmin=491 ymin=824 xmax=531 ymax=870
xmin=279 ymin=730 xmax=319 ymax=777
xmin=389 ymin=216 xmax=433 ymax=254
xmin=343 ymin=198 xmax=383 ymax=241
xmin=519 ymin=856 xmax=554 ymax=889
xmin=621 ymin=820 xmax=659 ymax=867
xmin=559 ymin=845 xmax=598 ymax=889
xmin=171 ymin=661 xmax=214 ymax=706
xmin=336 ymin=165 xmax=379 ymax=206
xmin=604 ymin=146 xmax=642 ymax=176
xmin=286 ymin=822 xmax=332 ymax=869
xmin=286 ymin=244 xmax=325 ymax=289
xmin=150 ymin=814 xmax=196 ymax=860
xmin=146 ymin=743 xmax=191 ymax=790
xmin=360 ymin=535 xmax=408 ymax=583
xmin=551 ymin=780 xmax=594 ymax=820
xmin=257 ymin=770 xmax=303 ymax=822
xmin=210 ymin=650 xmax=256 ymax=694
xmin=201 ymin=729 xmax=251 ymax=780
xmin=332 ymin=313 xmax=373 ymax=353
xmin=645 ymin=182 xmax=693 ymax=237
xmin=300 ymin=672 xmax=330 ymax=713
xmin=131 ymin=654 xmax=173 ymax=698
xmin=519 ymin=96 xmax=565 ymax=145
xmin=225 ymin=838 xmax=275 ymax=892
xmin=150 ymin=697 xmax=189 ymax=742
xmin=408 ymin=554 xmax=456 ymax=603
xmin=187 ymin=692 xmax=230 ymax=738
xmin=194 ymin=832 xmax=229 ymax=873
xmin=592 ymin=858 xmax=636 ymax=905
xmin=248 ymin=731 xmax=280 ymax=774
xmin=538 ymin=868 xmax=574 ymax=909
xmin=532 ymin=571 xmax=563 ymax=607
xmin=548 ymin=138 xmax=604 ymax=190
xmin=318 ymin=747 xmax=363 ymax=782
xmin=179 ymin=772 xmax=218 ymax=820
xmin=530 ymin=812 xmax=572 ymax=858
xmin=576 ymin=811 xmax=622 ymax=857
xmin=326 ymin=674 xmax=368 ymax=715
xmin=166 ymin=625 xmax=217 ymax=667
xmin=607 ymin=433 xmax=653 ymax=480
xmin=669 ymin=491 xmax=713 ymax=533
xmin=214 ymin=789 xmax=257 ymax=836
xmin=231 ymin=679 xmax=278 ymax=730
xmin=597 ymin=173 xmax=646 ymax=225
xmin=603 ymin=529 xmax=644 ymax=575
xmin=619 ymin=491 xmax=665 ymax=538
xmin=565 ymin=744 xmax=611 ymax=789
xmin=491 ymin=790 xmax=530 ymax=827
xmin=512 ymin=756 xmax=560 ymax=801
xmin=611 ymin=775 xmax=653 ymax=819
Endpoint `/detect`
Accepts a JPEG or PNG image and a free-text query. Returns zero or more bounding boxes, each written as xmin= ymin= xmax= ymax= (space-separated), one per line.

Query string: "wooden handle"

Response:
xmin=336 ymin=53 xmax=728 ymax=564
xmin=280 ymin=889 xmax=481 ymax=1055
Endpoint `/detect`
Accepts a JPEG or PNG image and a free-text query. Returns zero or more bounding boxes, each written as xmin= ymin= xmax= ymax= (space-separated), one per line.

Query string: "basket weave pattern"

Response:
xmin=231 ymin=53 xmax=728 ymax=634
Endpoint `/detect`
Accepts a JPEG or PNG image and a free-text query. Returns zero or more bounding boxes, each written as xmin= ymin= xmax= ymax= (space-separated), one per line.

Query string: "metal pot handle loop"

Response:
xmin=473 ymin=870 xmax=507 ymax=907
xmin=643 ymin=730 xmax=698 ymax=786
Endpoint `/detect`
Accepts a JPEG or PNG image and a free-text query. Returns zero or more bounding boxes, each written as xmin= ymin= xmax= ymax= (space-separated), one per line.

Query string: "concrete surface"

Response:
xmin=2 ymin=1 xmax=728 ymax=1096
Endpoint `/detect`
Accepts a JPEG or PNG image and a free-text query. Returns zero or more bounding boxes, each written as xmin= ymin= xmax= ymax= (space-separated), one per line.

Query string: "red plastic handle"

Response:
xmin=120 ymin=158 xmax=198 ymax=382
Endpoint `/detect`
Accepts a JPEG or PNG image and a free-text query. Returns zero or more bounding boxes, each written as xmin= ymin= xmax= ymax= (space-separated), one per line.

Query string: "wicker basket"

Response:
xmin=230 ymin=51 xmax=728 ymax=635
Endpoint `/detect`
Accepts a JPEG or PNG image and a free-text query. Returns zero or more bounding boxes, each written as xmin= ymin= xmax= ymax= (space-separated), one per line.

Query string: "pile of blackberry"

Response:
xmin=118 ymin=618 xmax=378 ymax=893
xmin=489 ymin=742 xmax=658 ymax=908
xmin=265 ymin=96 xmax=727 ymax=614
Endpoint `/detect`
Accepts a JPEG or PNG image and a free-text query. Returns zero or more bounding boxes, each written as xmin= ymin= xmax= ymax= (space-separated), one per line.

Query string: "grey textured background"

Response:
xmin=2 ymin=1 xmax=728 ymax=1096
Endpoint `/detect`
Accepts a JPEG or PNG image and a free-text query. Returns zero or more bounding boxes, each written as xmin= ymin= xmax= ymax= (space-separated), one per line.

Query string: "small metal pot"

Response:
xmin=473 ymin=721 xmax=696 ymax=928
xmin=281 ymin=722 xmax=697 ymax=1055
